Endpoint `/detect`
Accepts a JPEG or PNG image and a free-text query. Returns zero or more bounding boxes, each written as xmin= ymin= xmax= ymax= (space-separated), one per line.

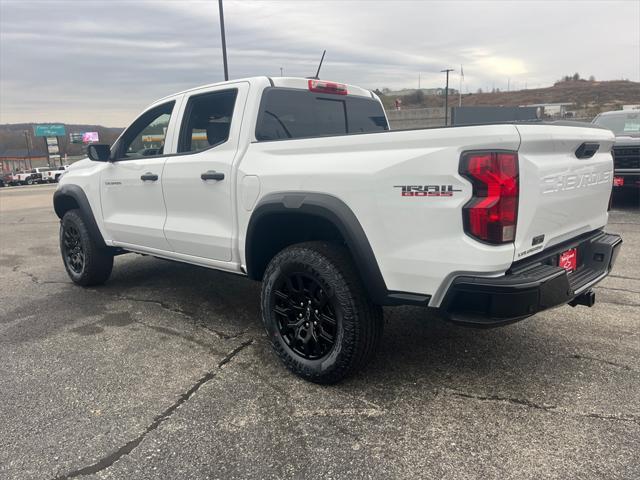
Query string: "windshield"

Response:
xmin=593 ymin=112 xmax=640 ymax=136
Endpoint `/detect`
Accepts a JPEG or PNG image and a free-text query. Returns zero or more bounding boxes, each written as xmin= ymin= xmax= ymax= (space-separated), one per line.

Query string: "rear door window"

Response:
xmin=256 ymin=88 xmax=388 ymax=141
xmin=178 ymin=89 xmax=238 ymax=153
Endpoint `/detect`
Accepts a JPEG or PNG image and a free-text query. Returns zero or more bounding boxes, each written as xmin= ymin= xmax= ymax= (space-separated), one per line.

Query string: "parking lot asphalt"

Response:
xmin=0 ymin=184 xmax=638 ymax=480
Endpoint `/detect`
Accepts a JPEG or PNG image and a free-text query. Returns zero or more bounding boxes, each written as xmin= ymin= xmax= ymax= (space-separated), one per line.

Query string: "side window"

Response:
xmin=178 ymin=89 xmax=238 ymax=153
xmin=346 ymin=96 xmax=389 ymax=133
xmin=114 ymin=101 xmax=175 ymax=160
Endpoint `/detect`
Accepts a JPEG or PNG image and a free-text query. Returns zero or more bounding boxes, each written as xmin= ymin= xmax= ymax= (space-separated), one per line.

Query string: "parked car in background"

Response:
xmin=9 ymin=167 xmax=62 ymax=185
xmin=0 ymin=168 xmax=69 ymax=186
xmin=13 ymin=170 xmax=39 ymax=185
xmin=42 ymin=165 xmax=69 ymax=183
xmin=2 ymin=172 xmax=18 ymax=186
xmin=593 ymin=110 xmax=640 ymax=190
xmin=32 ymin=167 xmax=50 ymax=184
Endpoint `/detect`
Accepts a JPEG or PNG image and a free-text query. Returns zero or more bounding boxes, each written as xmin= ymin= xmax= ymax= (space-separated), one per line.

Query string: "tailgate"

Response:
xmin=514 ymin=124 xmax=615 ymax=260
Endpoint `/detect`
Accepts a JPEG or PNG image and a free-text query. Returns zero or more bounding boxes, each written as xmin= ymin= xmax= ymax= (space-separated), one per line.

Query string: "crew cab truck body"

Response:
xmin=54 ymin=76 xmax=621 ymax=383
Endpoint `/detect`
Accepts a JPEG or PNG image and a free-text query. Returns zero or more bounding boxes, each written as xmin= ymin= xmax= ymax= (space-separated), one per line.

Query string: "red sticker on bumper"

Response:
xmin=559 ymin=248 xmax=577 ymax=272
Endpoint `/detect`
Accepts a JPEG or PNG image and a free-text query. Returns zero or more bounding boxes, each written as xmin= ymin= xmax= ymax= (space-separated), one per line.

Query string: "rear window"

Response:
xmin=255 ymin=88 xmax=388 ymax=141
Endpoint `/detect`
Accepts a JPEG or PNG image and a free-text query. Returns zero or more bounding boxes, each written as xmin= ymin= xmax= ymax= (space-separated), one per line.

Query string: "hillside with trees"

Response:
xmin=379 ymin=79 xmax=640 ymax=117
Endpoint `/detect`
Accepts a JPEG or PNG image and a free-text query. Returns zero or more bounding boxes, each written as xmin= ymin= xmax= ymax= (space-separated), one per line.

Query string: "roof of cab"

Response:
xmin=155 ymin=76 xmax=373 ymax=103
xmin=270 ymin=77 xmax=373 ymax=97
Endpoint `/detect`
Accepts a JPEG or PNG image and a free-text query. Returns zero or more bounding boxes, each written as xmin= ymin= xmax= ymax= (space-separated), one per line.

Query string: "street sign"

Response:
xmin=43 ymin=136 xmax=61 ymax=166
xmin=34 ymin=124 xmax=66 ymax=137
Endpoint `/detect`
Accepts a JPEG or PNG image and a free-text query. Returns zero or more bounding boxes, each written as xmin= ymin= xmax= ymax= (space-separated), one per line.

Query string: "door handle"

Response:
xmin=140 ymin=172 xmax=158 ymax=181
xmin=201 ymin=170 xmax=225 ymax=181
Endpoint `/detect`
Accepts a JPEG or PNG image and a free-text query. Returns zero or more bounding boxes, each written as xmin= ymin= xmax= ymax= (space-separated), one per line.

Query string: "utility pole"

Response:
xmin=218 ymin=0 xmax=229 ymax=81
xmin=458 ymin=66 xmax=463 ymax=107
xmin=441 ymin=68 xmax=454 ymax=126
xmin=280 ymin=67 xmax=283 ymax=77
xmin=23 ymin=131 xmax=32 ymax=169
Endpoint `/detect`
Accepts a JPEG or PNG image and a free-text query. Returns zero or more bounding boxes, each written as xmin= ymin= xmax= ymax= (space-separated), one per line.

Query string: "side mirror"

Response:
xmin=87 ymin=144 xmax=111 ymax=162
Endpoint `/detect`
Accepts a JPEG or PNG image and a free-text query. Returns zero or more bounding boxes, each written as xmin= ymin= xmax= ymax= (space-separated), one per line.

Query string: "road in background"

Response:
xmin=0 ymin=186 xmax=638 ymax=480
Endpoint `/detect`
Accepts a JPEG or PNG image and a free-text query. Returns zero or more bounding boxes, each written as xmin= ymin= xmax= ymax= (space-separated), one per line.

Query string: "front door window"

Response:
xmin=114 ymin=102 xmax=175 ymax=160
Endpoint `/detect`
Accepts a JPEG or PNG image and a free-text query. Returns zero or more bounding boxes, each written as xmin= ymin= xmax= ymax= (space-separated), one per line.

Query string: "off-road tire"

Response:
xmin=261 ymin=241 xmax=383 ymax=384
xmin=60 ymin=209 xmax=113 ymax=286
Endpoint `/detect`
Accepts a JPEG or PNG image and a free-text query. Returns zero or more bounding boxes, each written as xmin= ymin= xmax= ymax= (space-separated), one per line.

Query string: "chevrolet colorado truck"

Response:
xmin=592 ymin=110 xmax=640 ymax=190
xmin=54 ymin=77 xmax=622 ymax=383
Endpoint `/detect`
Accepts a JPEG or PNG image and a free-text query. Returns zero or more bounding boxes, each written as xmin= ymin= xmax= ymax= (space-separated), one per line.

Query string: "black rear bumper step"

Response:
xmin=440 ymin=231 xmax=622 ymax=327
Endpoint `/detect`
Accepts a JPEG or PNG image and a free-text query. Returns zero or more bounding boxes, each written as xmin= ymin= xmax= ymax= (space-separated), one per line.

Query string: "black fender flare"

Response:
xmin=53 ymin=184 xmax=107 ymax=249
xmin=246 ymin=192 xmax=429 ymax=306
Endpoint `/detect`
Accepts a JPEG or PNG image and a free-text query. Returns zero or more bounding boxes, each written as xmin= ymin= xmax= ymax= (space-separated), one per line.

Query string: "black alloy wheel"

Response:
xmin=261 ymin=242 xmax=383 ymax=384
xmin=271 ymin=271 xmax=338 ymax=360
xmin=62 ymin=223 xmax=85 ymax=275
xmin=59 ymin=209 xmax=113 ymax=286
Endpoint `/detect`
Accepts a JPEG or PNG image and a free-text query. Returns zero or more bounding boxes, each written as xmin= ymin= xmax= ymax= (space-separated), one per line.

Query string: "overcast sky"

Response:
xmin=1 ymin=0 xmax=638 ymax=127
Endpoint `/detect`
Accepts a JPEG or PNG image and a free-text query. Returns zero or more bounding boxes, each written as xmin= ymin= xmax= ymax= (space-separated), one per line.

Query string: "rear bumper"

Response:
xmin=440 ymin=230 xmax=622 ymax=327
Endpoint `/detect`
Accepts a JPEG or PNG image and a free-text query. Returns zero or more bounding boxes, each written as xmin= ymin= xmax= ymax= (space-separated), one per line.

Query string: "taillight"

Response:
xmin=308 ymin=79 xmax=348 ymax=95
xmin=460 ymin=151 xmax=519 ymax=244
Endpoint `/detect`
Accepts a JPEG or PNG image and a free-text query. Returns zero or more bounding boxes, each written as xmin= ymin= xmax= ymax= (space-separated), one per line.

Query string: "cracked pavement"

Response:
xmin=0 ymin=184 xmax=638 ymax=480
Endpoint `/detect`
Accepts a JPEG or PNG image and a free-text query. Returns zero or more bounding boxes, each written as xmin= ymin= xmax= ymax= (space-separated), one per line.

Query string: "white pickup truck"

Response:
xmin=55 ymin=76 xmax=621 ymax=383
xmin=42 ymin=165 xmax=69 ymax=183
xmin=13 ymin=169 xmax=43 ymax=185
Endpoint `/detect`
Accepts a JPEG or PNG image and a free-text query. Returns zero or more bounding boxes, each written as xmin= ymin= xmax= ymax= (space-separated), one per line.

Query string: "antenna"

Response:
xmin=313 ymin=50 xmax=326 ymax=79
xmin=218 ymin=0 xmax=229 ymax=81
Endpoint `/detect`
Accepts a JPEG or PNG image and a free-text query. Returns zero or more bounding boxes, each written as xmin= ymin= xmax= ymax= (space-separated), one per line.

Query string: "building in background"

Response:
xmin=0 ymin=149 xmax=48 ymax=172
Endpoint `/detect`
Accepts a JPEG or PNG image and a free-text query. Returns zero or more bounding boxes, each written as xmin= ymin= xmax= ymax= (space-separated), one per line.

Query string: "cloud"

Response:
xmin=475 ymin=56 xmax=528 ymax=77
xmin=1 ymin=0 xmax=638 ymax=125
